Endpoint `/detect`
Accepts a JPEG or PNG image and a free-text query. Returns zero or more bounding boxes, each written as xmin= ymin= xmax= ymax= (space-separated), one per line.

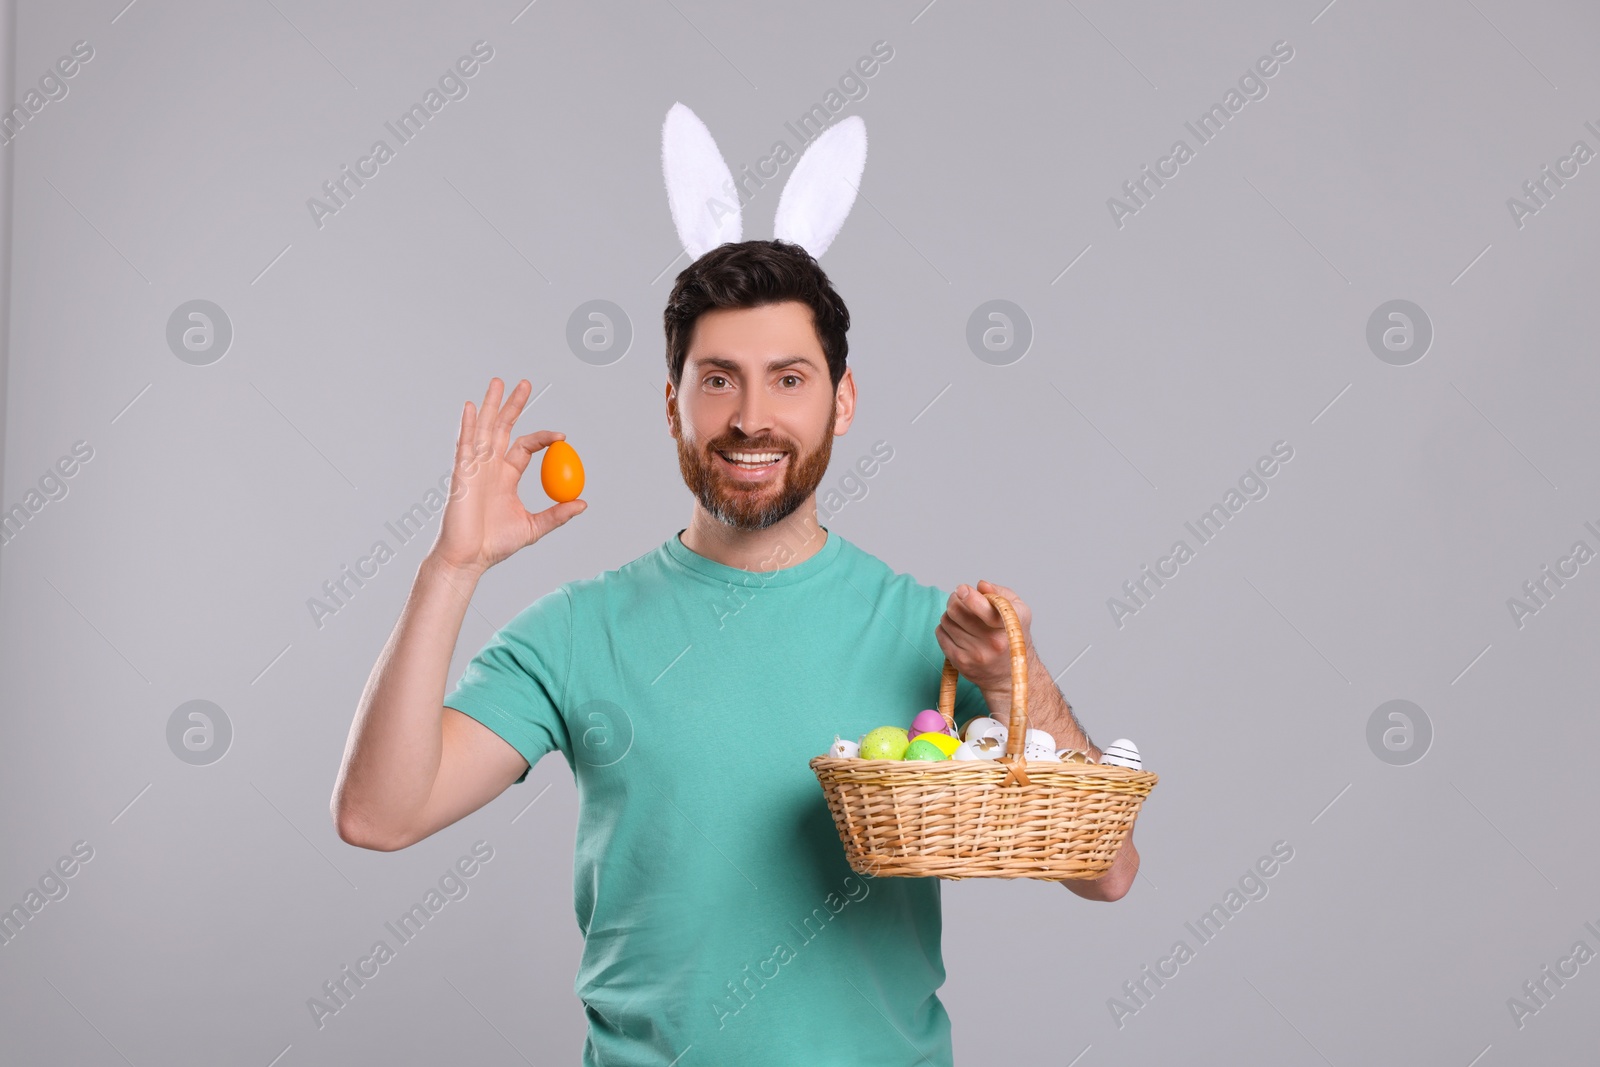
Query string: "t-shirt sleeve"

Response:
xmin=444 ymin=586 xmax=575 ymax=783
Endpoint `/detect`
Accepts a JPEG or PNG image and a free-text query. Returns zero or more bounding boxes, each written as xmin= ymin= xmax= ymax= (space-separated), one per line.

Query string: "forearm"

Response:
xmin=1062 ymin=832 xmax=1138 ymax=900
xmin=332 ymin=553 xmax=482 ymax=846
xmin=978 ymin=648 xmax=1141 ymax=899
xmin=979 ymin=647 xmax=1099 ymax=759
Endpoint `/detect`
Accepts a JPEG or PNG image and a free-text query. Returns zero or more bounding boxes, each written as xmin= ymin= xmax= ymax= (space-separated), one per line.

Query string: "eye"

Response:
xmin=779 ymin=374 xmax=801 ymax=388
xmin=705 ymin=374 xmax=730 ymax=389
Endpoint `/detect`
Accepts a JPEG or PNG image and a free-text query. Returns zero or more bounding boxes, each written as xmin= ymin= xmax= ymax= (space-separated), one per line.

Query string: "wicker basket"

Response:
xmin=810 ymin=591 xmax=1157 ymax=880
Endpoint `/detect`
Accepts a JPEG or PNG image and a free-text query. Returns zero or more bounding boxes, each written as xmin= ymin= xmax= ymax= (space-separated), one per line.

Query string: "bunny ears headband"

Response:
xmin=661 ymin=101 xmax=868 ymax=262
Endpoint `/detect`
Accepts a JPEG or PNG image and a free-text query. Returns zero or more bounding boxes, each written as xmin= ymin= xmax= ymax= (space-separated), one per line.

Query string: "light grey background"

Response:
xmin=3 ymin=0 xmax=1596 ymax=1064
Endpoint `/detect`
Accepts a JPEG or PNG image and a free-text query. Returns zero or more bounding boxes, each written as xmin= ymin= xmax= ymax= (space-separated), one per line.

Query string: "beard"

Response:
xmin=672 ymin=403 xmax=837 ymax=531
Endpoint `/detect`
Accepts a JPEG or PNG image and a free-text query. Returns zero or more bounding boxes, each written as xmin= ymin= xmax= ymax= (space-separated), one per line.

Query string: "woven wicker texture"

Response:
xmin=810 ymin=591 xmax=1157 ymax=880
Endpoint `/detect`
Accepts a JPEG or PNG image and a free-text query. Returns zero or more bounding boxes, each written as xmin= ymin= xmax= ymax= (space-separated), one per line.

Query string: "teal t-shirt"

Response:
xmin=444 ymin=526 xmax=991 ymax=1067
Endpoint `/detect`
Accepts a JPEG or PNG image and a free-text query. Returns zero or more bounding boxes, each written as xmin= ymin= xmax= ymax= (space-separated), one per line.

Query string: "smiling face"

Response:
xmin=668 ymin=300 xmax=853 ymax=530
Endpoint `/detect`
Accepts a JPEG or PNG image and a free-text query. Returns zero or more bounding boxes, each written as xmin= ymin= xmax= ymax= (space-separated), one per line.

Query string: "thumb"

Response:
xmin=526 ymin=498 xmax=587 ymax=544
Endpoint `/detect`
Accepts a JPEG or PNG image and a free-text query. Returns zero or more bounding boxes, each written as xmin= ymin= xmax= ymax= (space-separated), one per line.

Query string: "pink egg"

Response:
xmin=909 ymin=709 xmax=952 ymax=738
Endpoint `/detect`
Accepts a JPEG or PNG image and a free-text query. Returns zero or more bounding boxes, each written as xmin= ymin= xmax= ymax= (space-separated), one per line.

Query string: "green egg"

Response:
xmin=902 ymin=738 xmax=949 ymax=761
xmin=859 ymin=726 xmax=910 ymax=760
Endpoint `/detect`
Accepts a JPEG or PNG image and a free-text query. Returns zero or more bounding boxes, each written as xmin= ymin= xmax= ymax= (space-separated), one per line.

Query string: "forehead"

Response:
xmin=686 ymin=301 xmax=823 ymax=370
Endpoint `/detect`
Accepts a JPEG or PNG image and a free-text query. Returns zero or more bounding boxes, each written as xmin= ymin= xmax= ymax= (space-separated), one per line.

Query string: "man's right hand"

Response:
xmin=429 ymin=377 xmax=586 ymax=578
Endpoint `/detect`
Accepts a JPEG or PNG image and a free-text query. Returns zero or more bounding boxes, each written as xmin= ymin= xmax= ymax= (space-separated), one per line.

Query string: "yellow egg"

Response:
xmin=911 ymin=731 xmax=961 ymax=757
xmin=541 ymin=440 xmax=585 ymax=502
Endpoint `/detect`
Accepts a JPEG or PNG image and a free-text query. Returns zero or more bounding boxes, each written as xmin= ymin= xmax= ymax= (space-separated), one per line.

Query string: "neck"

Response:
xmin=680 ymin=502 xmax=828 ymax=571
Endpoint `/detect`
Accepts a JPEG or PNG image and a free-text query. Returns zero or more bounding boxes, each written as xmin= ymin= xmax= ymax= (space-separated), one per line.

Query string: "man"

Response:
xmin=331 ymin=239 xmax=1140 ymax=1066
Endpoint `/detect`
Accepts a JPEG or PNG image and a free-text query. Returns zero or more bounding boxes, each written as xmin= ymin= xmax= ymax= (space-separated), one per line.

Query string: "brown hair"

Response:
xmin=663 ymin=239 xmax=850 ymax=391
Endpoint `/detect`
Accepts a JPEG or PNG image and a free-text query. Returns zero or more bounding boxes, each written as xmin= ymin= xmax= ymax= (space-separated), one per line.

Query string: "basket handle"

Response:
xmin=937 ymin=590 xmax=1031 ymax=785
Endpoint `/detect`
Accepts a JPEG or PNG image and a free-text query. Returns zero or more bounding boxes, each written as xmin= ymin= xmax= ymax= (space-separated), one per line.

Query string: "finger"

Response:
xmin=939 ymin=592 xmax=986 ymax=644
xmin=973 ymin=579 xmax=1030 ymax=623
xmin=456 ymin=399 xmax=472 ymax=452
xmin=972 ymin=579 xmax=1024 ymax=604
xmin=525 ymin=498 xmax=587 ymax=543
xmin=506 ymin=429 xmax=568 ymax=476
xmin=937 ymin=614 xmax=994 ymax=661
xmin=947 ymin=584 xmax=1004 ymax=630
xmin=456 ymin=399 xmax=479 ymax=473
xmin=944 ymin=590 xmax=1018 ymax=655
xmin=936 ymin=616 xmax=974 ymax=652
xmin=476 ymin=378 xmax=505 ymax=457
xmin=492 ymin=379 xmax=533 ymax=460
xmin=942 ymin=609 xmax=1008 ymax=659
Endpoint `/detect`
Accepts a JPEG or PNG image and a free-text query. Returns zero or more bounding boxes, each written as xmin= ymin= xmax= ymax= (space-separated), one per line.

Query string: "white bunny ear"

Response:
xmin=772 ymin=115 xmax=867 ymax=258
xmin=661 ymin=102 xmax=742 ymax=261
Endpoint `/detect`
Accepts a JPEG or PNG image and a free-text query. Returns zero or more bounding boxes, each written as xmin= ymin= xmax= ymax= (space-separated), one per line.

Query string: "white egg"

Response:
xmin=1100 ymin=738 xmax=1141 ymax=769
xmin=828 ymin=736 xmax=860 ymax=759
xmin=961 ymin=717 xmax=1006 ymax=743
xmin=1023 ymin=737 xmax=1058 ymax=761
xmin=951 ymin=741 xmax=983 ymax=761
xmin=1024 ymin=728 xmax=1055 ymax=752
xmin=971 ymin=735 xmax=1007 ymax=760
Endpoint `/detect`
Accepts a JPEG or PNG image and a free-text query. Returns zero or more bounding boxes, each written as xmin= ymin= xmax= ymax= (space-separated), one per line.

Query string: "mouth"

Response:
xmin=715 ymin=449 xmax=788 ymax=482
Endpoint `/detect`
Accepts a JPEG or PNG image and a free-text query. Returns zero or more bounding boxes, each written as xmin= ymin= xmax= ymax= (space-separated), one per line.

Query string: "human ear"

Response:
xmin=833 ymin=367 xmax=857 ymax=436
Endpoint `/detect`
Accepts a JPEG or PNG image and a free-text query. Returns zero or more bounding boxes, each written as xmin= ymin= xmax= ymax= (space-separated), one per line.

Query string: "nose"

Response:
xmin=732 ymin=386 xmax=775 ymax=441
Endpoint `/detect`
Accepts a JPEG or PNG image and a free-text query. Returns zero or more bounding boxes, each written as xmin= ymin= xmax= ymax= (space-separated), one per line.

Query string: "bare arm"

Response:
xmin=330 ymin=378 xmax=585 ymax=851
xmin=938 ymin=580 xmax=1141 ymax=901
xmin=975 ymin=646 xmax=1140 ymax=901
xmin=977 ymin=645 xmax=1100 ymax=760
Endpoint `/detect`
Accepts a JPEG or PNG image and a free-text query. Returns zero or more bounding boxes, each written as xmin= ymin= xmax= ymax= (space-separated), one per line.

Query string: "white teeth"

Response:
xmin=723 ymin=451 xmax=783 ymax=465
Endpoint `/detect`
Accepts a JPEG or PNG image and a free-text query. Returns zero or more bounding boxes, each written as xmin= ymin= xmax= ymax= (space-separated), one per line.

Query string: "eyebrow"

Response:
xmin=691 ymin=355 xmax=821 ymax=374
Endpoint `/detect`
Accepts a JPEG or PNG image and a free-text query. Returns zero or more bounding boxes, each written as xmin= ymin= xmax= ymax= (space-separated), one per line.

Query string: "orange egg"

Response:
xmin=540 ymin=440 xmax=585 ymax=502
